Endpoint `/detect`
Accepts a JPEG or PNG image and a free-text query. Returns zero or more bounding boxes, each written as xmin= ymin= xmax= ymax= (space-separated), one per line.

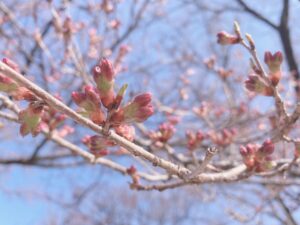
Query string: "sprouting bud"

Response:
xmin=264 ymin=51 xmax=283 ymax=86
xmin=0 ymin=74 xmax=18 ymax=93
xmin=264 ymin=51 xmax=283 ymax=71
xmin=245 ymin=75 xmax=273 ymax=96
xmin=111 ymin=93 xmax=154 ymax=124
xmin=245 ymin=33 xmax=255 ymax=50
xmin=83 ymin=135 xmax=115 ymax=156
xmin=233 ymin=21 xmax=241 ymax=38
xmin=114 ymin=124 xmax=135 ymax=141
xmin=126 ymin=165 xmax=137 ymax=175
xmin=239 ymin=146 xmax=248 ymax=156
xmin=12 ymin=87 xmax=37 ymax=101
xmin=186 ymin=130 xmax=205 ymax=151
xmin=72 ymin=85 xmax=105 ymax=124
xmin=217 ymin=31 xmax=240 ymax=45
xmin=158 ymin=123 xmax=175 ymax=143
xmin=72 ymin=86 xmax=100 ymax=111
xmin=240 ymin=141 xmax=274 ymax=172
xmin=19 ymin=102 xmax=44 ymax=137
xmin=260 ymin=139 xmax=274 ymax=155
xmin=246 ymin=144 xmax=257 ymax=155
xmin=93 ymin=58 xmax=116 ymax=108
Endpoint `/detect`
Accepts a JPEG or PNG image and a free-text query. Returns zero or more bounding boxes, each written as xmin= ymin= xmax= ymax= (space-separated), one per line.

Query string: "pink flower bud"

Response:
xmin=93 ymin=58 xmax=115 ymax=83
xmin=264 ymin=51 xmax=283 ymax=70
xmin=2 ymin=58 xmax=20 ymax=72
xmin=133 ymin=93 xmax=152 ymax=107
xmin=126 ymin=165 xmax=137 ymax=175
xmin=246 ymin=144 xmax=257 ymax=155
xmin=239 ymin=146 xmax=248 ymax=156
xmin=114 ymin=124 xmax=135 ymax=141
xmin=72 ymin=86 xmax=105 ymax=124
xmin=111 ymin=93 xmax=154 ymax=124
xmin=245 ymin=75 xmax=273 ymax=96
xmin=0 ymin=74 xmax=18 ymax=93
xmin=217 ymin=31 xmax=240 ymax=45
xmin=134 ymin=105 xmax=154 ymax=123
xmin=260 ymin=139 xmax=274 ymax=155
xmin=83 ymin=135 xmax=115 ymax=156
xmin=93 ymin=58 xmax=116 ymax=108
xmin=264 ymin=51 xmax=283 ymax=86
xmin=158 ymin=122 xmax=175 ymax=142
xmin=72 ymin=86 xmax=100 ymax=110
xmin=12 ymin=87 xmax=37 ymax=101
xmin=19 ymin=103 xmax=44 ymax=137
xmin=185 ymin=130 xmax=205 ymax=150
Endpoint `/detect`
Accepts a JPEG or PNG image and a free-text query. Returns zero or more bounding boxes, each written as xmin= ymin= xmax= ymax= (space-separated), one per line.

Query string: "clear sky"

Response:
xmin=1 ymin=0 xmax=300 ymax=224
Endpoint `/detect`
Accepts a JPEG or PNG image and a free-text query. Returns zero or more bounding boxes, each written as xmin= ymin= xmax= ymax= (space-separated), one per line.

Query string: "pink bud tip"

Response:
xmin=261 ymin=139 xmax=274 ymax=155
xmin=99 ymin=58 xmax=115 ymax=81
xmin=133 ymin=92 xmax=152 ymax=107
xmin=217 ymin=31 xmax=240 ymax=45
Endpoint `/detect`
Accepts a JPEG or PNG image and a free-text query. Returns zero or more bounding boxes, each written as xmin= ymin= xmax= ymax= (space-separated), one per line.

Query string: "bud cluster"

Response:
xmin=149 ymin=122 xmax=176 ymax=146
xmin=209 ymin=128 xmax=236 ymax=147
xmin=0 ymin=58 xmax=66 ymax=137
xmin=245 ymin=74 xmax=273 ymax=96
xmin=82 ymin=135 xmax=115 ymax=156
xmin=186 ymin=130 xmax=205 ymax=151
xmin=240 ymin=140 xmax=275 ymax=172
xmin=244 ymin=51 xmax=283 ymax=96
xmin=73 ymin=58 xmax=153 ymax=156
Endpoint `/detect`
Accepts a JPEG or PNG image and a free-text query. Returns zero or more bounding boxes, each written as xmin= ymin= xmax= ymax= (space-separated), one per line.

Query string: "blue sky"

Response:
xmin=1 ymin=0 xmax=300 ymax=224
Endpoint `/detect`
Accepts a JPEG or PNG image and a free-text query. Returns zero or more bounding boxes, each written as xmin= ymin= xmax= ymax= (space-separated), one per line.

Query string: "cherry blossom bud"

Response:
xmin=12 ymin=87 xmax=37 ymax=101
xmin=93 ymin=58 xmax=115 ymax=108
xmin=244 ymin=157 xmax=255 ymax=169
xmin=260 ymin=139 xmax=274 ymax=155
xmin=264 ymin=51 xmax=283 ymax=71
xmin=241 ymin=141 xmax=274 ymax=171
xmin=126 ymin=165 xmax=137 ymax=175
xmin=158 ymin=123 xmax=175 ymax=142
xmin=2 ymin=58 xmax=20 ymax=72
xmin=132 ymin=92 xmax=152 ymax=107
xmin=245 ymin=75 xmax=273 ymax=96
xmin=246 ymin=144 xmax=257 ymax=155
xmin=111 ymin=93 xmax=154 ymax=124
xmin=48 ymin=114 xmax=67 ymax=131
xmin=72 ymin=86 xmax=101 ymax=111
xmin=245 ymin=33 xmax=255 ymax=50
xmin=264 ymin=51 xmax=283 ymax=86
xmin=217 ymin=31 xmax=240 ymax=45
xmin=239 ymin=146 xmax=248 ymax=156
xmin=72 ymin=86 xmax=105 ymax=124
xmin=186 ymin=130 xmax=205 ymax=150
xmin=0 ymin=74 xmax=18 ymax=93
xmin=114 ymin=124 xmax=135 ymax=141
xmin=83 ymin=135 xmax=115 ymax=156
xmin=19 ymin=103 xmax=44 ymax=137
